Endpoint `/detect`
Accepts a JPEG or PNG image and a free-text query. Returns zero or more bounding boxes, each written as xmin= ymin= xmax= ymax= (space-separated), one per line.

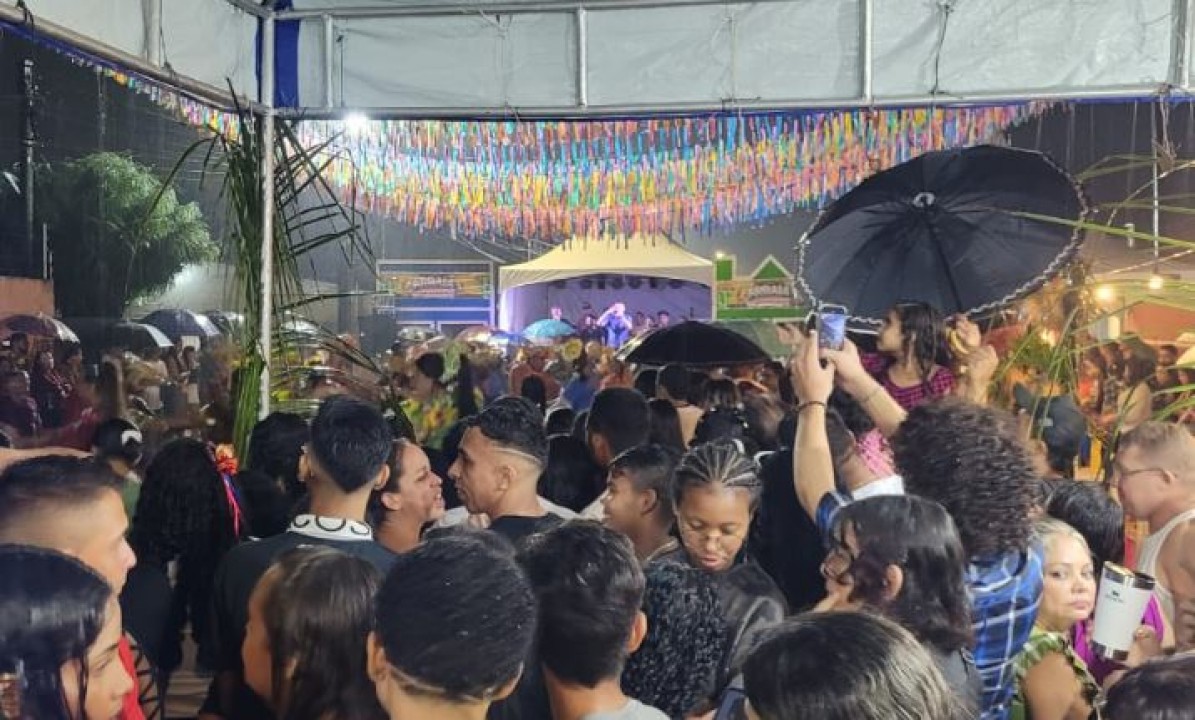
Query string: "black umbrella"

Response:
xmin=619 ymin=321 xmax=769 ymax=367
xmin=796 ymin=145 xmax=1087 ymax=327
xmin=106 ymin=321 xmax=173 ymax=351
xmin=140 ymin=309 xmax=221 ymax=341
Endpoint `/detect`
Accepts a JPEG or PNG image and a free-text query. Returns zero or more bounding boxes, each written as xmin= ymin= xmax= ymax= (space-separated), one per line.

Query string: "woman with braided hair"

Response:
xmin=655 ymin=440 xmax=786 ymax=695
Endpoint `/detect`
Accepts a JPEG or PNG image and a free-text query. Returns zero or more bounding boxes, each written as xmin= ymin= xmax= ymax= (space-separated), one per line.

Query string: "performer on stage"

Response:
xmin=597 ymin=302 xmax=633 ymax=348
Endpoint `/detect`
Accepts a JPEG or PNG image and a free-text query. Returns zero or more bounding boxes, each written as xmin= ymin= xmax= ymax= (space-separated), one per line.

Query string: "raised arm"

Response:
xmin=789 ymin=332 xmax=837 ymax=523
xmin=822 ymin=340 xmax=907 ymax=438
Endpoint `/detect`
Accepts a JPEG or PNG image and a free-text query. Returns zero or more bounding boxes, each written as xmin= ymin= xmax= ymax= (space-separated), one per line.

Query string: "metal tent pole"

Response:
xmin=259 ymin=10 xmax=276 ymax=418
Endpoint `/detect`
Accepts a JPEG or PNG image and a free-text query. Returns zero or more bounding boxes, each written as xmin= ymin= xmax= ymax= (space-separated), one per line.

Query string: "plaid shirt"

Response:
xmin=816 ymin=494 xmax=1042 ymax=720
xmin=862 ymin=353 xmax=956 ymax=410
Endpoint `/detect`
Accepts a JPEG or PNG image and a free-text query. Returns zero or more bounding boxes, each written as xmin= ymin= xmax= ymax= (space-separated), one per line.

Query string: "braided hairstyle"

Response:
xmin=672 ymin=440 xmax=763 ymax=512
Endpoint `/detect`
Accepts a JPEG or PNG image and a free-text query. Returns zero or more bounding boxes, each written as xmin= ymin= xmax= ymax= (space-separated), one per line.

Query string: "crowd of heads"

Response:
xmin=6 ymin=305 xmax=1195 ymax=720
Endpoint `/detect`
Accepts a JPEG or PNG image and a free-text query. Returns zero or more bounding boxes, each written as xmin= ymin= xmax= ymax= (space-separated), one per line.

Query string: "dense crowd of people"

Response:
xmin=2 ymin=300 xmax=1195 ymax=720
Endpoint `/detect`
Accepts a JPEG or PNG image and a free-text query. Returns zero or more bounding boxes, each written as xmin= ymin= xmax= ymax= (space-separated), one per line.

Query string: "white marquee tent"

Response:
xmin=9 ymin=0 xmax=1194 ymax=412
xmin=498 ymin=235 xmax=716 ymax=329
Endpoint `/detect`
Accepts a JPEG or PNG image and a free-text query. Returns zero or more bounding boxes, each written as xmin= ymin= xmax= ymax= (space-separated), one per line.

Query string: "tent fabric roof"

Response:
xmin=13 ymin=1 xmax=1190 ymax=117
xmin=498 ymin=236 xmax=714 ymax=292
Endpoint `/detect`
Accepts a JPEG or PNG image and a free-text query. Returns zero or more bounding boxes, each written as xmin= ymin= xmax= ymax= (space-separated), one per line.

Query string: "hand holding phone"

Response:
xmin=816 ymin=304 xmax=848 ymax=351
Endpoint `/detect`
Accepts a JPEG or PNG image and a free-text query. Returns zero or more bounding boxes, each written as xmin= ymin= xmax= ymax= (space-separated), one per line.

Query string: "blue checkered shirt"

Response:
xmin=816 ymin=493 xmax=1043 ymax=720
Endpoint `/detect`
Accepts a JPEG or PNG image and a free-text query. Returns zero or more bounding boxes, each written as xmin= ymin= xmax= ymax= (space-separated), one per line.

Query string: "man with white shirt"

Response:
xmin=1114 ymin=422 xmax=1195 ymax=650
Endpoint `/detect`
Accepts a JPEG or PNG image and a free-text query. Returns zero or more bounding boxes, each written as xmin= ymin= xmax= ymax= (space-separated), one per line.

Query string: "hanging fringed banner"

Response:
xmin=297 ymin=105 xmax=1048 ymax=242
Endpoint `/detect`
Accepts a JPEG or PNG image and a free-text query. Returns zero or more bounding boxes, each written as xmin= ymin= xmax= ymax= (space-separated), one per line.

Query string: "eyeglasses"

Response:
xmin=1107 ymin=465 xmax=1167 ymax=489
xmin=676 ymin=516 xmax=746 ymax=548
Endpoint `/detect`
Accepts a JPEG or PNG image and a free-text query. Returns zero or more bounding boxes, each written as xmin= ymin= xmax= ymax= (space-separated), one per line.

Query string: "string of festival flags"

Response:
xmin=41 ymin=26 xmax=1049 ymax=242
xmin=294 ymin=106 xmax=1048 ymax=240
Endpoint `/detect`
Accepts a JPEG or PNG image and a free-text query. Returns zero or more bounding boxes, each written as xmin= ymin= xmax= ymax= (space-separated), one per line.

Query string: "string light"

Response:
xmin=1095 ymin=285 xmax=1116 ymax=302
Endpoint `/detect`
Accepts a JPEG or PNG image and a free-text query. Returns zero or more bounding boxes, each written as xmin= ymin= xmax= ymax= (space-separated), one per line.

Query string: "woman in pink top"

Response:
xmin=1046 ymin=480 xmax=1164 ymax=684
xmin=861 ymin=302 xmax=964 ymax=411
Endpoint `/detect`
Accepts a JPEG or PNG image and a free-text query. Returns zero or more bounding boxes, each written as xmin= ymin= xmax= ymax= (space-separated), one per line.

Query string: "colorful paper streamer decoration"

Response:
xmin=296 ymin=105 xmax=1048 ymax=242
xmin=15 ymin=14 xmax=1045 ymax=244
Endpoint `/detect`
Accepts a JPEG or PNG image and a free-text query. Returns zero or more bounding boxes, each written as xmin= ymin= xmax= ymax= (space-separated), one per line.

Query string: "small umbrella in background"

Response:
xmin=205 ymin=311 xmax=245 ymax=338
xmin=455 ymin=325 xmax=497 ymax=344
xmin=140 ymin=309 xmax=221 ymax=341
xmin=522 ymin=319 xmax=576 ymax=346
xmin=620 ymin=321 xmax=769 ymax=367
xmin=106 ymin=321 xmax=173 ymax=352
xmin=0 ymin=314 xmax=79 ymax=343
xmin=797 ymin=145 xmax=1088 ymax=327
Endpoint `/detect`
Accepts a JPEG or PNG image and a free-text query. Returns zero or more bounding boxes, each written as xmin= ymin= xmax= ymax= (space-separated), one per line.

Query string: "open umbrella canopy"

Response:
xmin=713 ymin=320 xmax=799 ymax=360
xmin=140 ymin=309 xmax=221 ymax=341
xmin=620 ymin=321 xmax=769 ymax=367
xmin=522 ymin=319 xmax=576 ymax=345
xmin=204 ymin=311 xmax=245 ymax=338
xmin=0 ymin=314 xmax=79 ymax=343
xmin=797 ymin=145 xmax=1087 ymax=327
xmin=107 ymin=321 xmax=173 ymax=351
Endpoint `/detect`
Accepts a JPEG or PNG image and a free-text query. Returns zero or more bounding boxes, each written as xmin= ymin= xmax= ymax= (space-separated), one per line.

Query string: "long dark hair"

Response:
xmin=891 ymin=302 xmax=948 ymax=387
xmin=258 ymin=547 xmax=386 ymax=720
xmin=830 ymin=495 xmax=973 ymax=654
xmin=0 ymin=545 xmax=112 ymax=720
xmin=128 ymin=439 xmax=239 ymax=668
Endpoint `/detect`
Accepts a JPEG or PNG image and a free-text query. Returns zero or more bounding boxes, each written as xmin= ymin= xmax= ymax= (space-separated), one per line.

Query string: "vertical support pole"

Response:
xmin=1151 ymin=101 xmax=1161 ymax=239
xmin=22 ymin=59 xmax=36 ymax=278
xmin=147 ymin=0 xmax=163 ymax=66
xmin=1170 ymin=0 xmax=1191 ymax=89
xmin=861 ymin=0 xmax=874 ymax=104
xmin=323 ymin=14 xmax=335 ymax=108
xmin=576 ymin=8 xmax=588 ymax=108
xmin=259 ymin=11 xmax=276 ymax=418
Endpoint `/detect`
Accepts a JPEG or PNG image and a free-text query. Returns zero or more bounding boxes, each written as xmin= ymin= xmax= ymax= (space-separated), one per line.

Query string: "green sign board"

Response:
xmin=714 ymin=255 xmax=803 ymax=321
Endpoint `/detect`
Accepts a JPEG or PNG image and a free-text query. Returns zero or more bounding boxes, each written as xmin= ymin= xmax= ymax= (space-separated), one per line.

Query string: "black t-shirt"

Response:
xmin=489 ymin=514 xmax=565 ymax=546
xmin=749 ymin=449 xmax=827 ymax=612
xmin=201 ymin=520 xmax=396 ymax=719
xmin=485 ymin=513 xmax=563 ymax=720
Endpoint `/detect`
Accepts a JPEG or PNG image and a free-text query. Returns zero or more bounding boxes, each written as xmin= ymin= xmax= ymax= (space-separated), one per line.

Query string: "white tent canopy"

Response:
xmin=498 ymin=236 xmax=716 ymax=329
xmin=8 ymin=0 xmax=1195 ymax=117
xmin=499 ymin=236 xmax=715 ymax=292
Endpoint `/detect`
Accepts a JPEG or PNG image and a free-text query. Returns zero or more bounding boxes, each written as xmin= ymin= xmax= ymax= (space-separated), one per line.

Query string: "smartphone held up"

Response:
xmin=815 ymin=304 xmax=848 ymax=351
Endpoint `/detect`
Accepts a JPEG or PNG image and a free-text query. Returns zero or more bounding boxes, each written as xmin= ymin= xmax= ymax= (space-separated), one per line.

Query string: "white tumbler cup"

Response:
xmin=1090 ymin=562 xmax=1156 ymax=662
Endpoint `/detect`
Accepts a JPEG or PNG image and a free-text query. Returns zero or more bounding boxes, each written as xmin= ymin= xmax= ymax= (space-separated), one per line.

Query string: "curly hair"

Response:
xmin=830 ymin=496 xmax=973 ymax=655
xmin=622 ymin=561 xmax=727 ymax=718
xmin=128 ymin=438 xmax=239 ymax=669
xmin=890 ymin=397 xmax=1035 ymax=558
